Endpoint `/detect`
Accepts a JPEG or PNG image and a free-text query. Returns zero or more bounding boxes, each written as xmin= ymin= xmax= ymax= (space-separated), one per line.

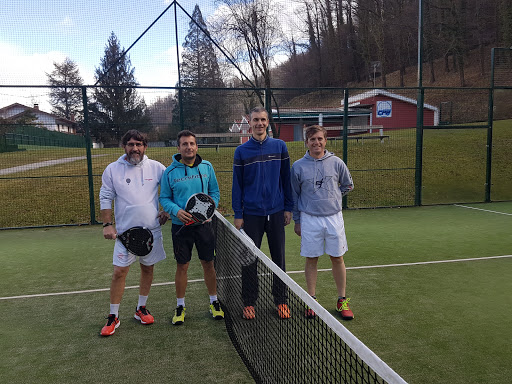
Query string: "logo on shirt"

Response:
xmin=307 ymin=169 xmax=333 ymax=194
xmin=126 ymin=178 xmax=131 ymax=184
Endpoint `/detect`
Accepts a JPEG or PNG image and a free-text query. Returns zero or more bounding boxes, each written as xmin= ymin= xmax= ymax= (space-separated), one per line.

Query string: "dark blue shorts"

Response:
xmin=171 ymin=222 xmax=215 ymax=264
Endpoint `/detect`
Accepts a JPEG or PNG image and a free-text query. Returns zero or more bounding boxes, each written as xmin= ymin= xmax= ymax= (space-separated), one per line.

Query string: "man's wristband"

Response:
xmin=102 ymin=222 xmax=113 ymax=228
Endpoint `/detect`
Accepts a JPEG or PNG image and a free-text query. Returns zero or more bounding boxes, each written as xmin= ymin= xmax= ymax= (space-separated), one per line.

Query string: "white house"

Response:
xmin=0 ymin=103 xmax=78 ymax=134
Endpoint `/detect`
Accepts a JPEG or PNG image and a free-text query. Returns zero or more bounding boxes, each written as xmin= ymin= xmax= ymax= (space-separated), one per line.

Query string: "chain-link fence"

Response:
xmin=2 ymin=0 xmax=512 ymax=229
xmin=1 ymin=83 xmax=511 ymax=229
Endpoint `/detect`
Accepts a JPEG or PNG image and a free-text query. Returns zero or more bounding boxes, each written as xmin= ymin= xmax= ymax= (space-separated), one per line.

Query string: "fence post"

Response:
xmin=342 ymin=89 xmax=349 ymax=209
xmin=82 ymin=87 xmax=98 ymax=224
xmin=415 ymin=87 xmax=424 ymax=206
xmin=485 ymin=48 xmax=496 ymax=203
xmin=415 ymin=0 xmax=424 ymax=206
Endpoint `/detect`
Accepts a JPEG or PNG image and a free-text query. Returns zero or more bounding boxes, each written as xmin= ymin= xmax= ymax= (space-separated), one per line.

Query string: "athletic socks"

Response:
xmin=110 ymin=303 xmax=120 ymax=317
xmin=138 ymin=295 xmax=148 ymax=309
xmin=209 ymin=295 xmax=218 ymax=304
xmin=177 ymin=297 xmax=185 ymax=307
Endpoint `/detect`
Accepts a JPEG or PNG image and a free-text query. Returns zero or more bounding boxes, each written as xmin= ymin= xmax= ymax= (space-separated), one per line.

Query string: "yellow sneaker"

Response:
xmin=209 ymin=300 xmax=224 ymax=320
xmin=172 ymin=305 xmax=186 ymax=325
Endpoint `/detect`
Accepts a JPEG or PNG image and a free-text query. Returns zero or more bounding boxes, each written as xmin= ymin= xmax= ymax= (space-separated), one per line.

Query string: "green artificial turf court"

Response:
xmin=0 ymin=202 xmax=511 ymax=383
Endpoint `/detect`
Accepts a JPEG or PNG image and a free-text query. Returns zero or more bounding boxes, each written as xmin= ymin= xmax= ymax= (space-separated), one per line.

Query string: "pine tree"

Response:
xmin=46 ymin=57 xmax=83 ymax=121
xmin=89 ymin=32 xmax=150 ymax=144
xmin=173 ymin=5 xmax=227 ymax=136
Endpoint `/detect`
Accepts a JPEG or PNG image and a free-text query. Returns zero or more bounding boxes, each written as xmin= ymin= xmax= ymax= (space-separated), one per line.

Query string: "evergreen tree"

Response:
xmin=89 ymin=32 xmax=150 ymax=144
xmin=46 ymin=57 xmax=83 ymax=121
xmin=173 ymin=5 xmax=227 ymax=136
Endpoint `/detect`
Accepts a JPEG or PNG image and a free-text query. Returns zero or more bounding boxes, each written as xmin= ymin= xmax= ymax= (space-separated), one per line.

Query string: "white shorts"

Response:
xmin=113 ymin=229 xmax=166 ymax=267
xmin=300 ymin=212 xmax=348 ymax=258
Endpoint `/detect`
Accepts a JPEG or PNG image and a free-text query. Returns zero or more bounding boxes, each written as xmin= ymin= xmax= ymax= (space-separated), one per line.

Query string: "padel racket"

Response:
xmin=117 ymin=226 xmax=154 ymax=256
xmin=176 ymin=193 xmax=216 ymax=234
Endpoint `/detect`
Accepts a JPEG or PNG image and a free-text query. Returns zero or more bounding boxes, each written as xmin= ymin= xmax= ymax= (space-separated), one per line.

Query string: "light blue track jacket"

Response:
xmin=159 ymin=153 xmax=220 ymax=225
xmin=291 ymin=150 xmax=353 ymax=223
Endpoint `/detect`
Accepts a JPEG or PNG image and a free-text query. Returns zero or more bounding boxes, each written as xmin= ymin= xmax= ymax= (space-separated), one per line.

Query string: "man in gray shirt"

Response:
xmin=291 ymin=125 xmax=354 ymax=320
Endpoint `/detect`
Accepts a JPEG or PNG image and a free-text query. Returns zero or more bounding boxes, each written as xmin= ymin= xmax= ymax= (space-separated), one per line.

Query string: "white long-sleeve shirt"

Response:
xmin=99 ymin=154 xmax=166 ymax=234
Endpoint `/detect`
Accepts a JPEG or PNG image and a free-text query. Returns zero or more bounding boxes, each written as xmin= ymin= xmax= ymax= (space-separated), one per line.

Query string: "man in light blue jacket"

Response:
xmin=160 ymin=130 xmax=223 ymax=325
xmin=291 ymin=125 xmax=355 ymax=320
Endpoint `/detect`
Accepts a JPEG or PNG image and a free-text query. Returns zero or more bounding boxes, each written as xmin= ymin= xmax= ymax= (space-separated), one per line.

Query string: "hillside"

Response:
xmin=283 ymin=45 xmax=511 ymax=122
xmin=349 ymin=45 xmax=493 ymax=89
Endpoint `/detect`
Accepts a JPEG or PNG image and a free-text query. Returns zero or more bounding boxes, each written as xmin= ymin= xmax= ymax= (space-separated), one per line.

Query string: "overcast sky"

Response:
xmin=0 ymin=0 xmax=302 ymax=111
xmin=0 ymin=0 xmax=216 ymax=109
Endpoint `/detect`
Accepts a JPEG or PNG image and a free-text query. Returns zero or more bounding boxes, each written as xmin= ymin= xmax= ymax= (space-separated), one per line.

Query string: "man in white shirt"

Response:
xmin=99 ymin=129 xmax=169 ymax=336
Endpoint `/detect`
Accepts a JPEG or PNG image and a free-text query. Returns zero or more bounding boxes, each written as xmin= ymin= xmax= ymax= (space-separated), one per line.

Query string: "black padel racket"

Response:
xmin=117 ymin=226 xmax=154 ymax=256
xmin=176 ymin=193 xmax=216 ymax=234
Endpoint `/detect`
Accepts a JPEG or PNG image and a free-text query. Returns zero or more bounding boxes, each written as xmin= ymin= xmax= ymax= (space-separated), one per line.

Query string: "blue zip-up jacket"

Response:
xmin=159 ymin=153 xmax=220 ymax=225
xmin=232 ymin=136 xmax=293 ymax=219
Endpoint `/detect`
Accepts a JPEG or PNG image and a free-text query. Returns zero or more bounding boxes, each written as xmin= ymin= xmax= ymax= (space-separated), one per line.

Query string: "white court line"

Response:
xmin=454 ymin=204 xmax=512 ymax=216
xmin=1 ymin=256 xmax=511 ymax=301
xmin=0 ymin=155 xmax=108 ymax=176
xmin=0 ymin=278 xmax=200 ymax=301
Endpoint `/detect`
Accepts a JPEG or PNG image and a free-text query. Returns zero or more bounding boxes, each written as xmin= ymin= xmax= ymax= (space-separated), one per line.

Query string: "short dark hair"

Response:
xmin=177 ymin=130 xmax=197 ymax=146
xmin=304 ymin=125 xmax=327 ymax=141
xmin=249 ymin=106 xmax=269 ymax=119
xmin=121 ymin=130 xmax=147 ymax=146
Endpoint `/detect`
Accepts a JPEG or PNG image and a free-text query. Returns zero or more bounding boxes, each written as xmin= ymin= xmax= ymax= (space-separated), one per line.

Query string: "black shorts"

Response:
xmin=171 ymin=222 xmax=215 ymax=264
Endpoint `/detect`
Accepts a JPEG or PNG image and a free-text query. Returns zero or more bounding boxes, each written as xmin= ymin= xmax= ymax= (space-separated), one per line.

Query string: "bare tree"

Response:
xmin=212 ymin=0 xmax=285 ymax=135
xmin=148 ymin=95 xmax=175 ymax=141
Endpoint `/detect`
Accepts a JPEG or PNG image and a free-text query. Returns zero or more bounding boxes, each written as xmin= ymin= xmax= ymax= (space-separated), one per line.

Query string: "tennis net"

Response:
xmin=213 ymin=212 xmax=407 ymax=384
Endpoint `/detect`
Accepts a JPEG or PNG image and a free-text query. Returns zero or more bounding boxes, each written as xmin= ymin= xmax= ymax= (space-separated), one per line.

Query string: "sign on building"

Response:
xmin=376 ymin=101 xmax=392 ymax=118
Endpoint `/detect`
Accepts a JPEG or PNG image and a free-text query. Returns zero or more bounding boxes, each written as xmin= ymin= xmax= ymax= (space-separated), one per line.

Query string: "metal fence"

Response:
xmin=1 ymin=81 xmax=511 ymax=229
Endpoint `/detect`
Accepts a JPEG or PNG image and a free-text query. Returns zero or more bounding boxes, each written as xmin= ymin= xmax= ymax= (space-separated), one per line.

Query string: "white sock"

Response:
xmin=209 ymin=295 xmax=218 ymax=304
xmin=110 ymin=303 xmax=120 ymax=317
xmin=138 ymin=295 xmax=148 ymax=309
xmin=177 ymin=297 xmax=185 ymax=307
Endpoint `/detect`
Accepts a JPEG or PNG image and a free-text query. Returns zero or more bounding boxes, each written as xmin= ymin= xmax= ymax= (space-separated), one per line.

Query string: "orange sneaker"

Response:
xmin=305 ymin=296 xmax=318 ymax=319
xmin=134 ymin=306 xmax=154 ymax=325
xmin=336 ymin=298 xmax=354 ymax=320
xmin=277 ymin=304 xmax=291 ymax=319
xmin=305 ymin=308 xmax=316 ymax=318
xmin=100 ymin=314 xmax=120 ymax=336
xmin=242 ymin=305 xmax=255 ymax=320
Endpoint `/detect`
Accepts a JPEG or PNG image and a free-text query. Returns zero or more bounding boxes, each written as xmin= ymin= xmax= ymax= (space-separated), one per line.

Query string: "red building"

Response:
xmin=342 ymin=89 xmax=439 ymax=129
xmin=271 ymin=108 xmax=372 ymax=142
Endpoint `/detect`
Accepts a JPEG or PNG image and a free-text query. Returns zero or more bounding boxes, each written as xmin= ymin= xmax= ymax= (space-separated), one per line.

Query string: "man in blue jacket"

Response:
xmin=232 ymin=107 xmax=294 ymax=320
xmin=160 ymin=130 xmax=224 ymax=325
